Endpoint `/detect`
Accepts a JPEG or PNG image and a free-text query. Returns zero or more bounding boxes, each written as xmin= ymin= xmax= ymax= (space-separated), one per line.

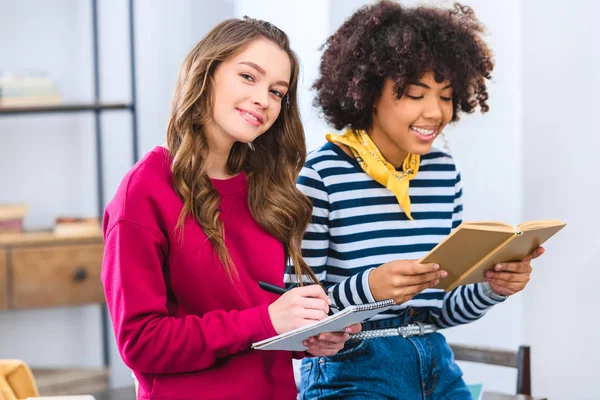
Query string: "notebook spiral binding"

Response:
xmin=352 ymin=298 xmax=395 ymax=311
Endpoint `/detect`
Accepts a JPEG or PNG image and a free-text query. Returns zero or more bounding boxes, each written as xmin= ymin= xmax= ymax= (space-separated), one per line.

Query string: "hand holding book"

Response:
xmin=420 ymin=219 xmax=566 ymax=292
xmin=368 ymin=260 xmax=448 ymax=302
xmin=484 ymin=245 xmax=545 ymax=296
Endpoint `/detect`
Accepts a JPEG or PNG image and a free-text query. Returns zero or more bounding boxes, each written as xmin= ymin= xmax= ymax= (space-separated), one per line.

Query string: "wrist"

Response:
xmin=367 ymin=267 xmax=383 ymax=301
xmin=481 ymin=282 xmax=508 ymax=301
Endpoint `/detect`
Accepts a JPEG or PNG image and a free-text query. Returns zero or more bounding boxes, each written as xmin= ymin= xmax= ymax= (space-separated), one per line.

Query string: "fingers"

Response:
xmin=304 ymin=343 xmax=344 ymax=357
xmin=303 ymin=335 xmax=347 ymax=356
xmin=487 ymin=261 xmax=533 ymax=296
xmin=314 ymin=332 xmax=349 ymax=344
xmin=393 ymin=261 xmax=440 ymax=275
xmin=486 ymin=273 xmax=529 ymax=286
xmin=489 ymin=263 xmax=532 ymax=277
xmin=344 ymin=323 xmax=362 ymax=334
xmin=388 ymin=279 xmax=440 ymax=305
xmin=396 ymin=270 xmax=447 ymax=286
xmin=303 ymin=324 xmax=363 ymax=356
xmin=298 ymin=308 xmax=328 ymax=321
xmin=291 ymin=284 xmax=330 ymax=303
xmin=491 ymin=247 xmax=543 ymax=273
xmin=297 ymin=297 xmax=330 ymax=315
xmin=521 ymin=246 xmax=544 ymax=262
xmin=402 ymin=278 xmax=441 ymax=295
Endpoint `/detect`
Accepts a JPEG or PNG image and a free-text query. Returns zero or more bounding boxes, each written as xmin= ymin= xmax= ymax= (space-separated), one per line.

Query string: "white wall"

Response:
xmin=521 ymin=0 xmax=600 ymax=398
xmin=438 ymin=0 xmax=526 ymax=394
xmin=235 ymin=0 xmax=332 ymax=153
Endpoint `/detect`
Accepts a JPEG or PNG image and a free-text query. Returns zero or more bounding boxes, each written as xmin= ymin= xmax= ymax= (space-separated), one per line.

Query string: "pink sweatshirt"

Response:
xmin=101 ymin=146 xmax=298 ymax=400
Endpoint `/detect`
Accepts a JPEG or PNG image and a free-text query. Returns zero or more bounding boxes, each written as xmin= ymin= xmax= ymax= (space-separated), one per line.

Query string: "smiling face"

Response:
xmin=369 ymin=71 xmax=454 ymax=167
xmin=206 ymin=38 xmax=292 ymax=147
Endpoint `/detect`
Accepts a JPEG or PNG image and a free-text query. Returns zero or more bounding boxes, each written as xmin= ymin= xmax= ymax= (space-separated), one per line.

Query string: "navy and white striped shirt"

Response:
xmin=286 ymin=142 xmax=505 ymax=328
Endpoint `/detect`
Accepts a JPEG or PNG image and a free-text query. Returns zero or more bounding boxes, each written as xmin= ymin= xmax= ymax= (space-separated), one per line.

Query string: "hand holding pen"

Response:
xmin=259 ymin=281 xmax=339 ymax=311
xmin=260 ymin=281 xmax=334 ymax=335
xmin=260 ymin=280 xmax=362 ymax=356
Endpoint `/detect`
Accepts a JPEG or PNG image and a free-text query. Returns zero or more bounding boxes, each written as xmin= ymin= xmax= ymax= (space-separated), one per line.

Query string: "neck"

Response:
xmin=366 ymin=127 xmax=408 ymax=168
xmin=205 ymin=133 xmax=235 ymax=179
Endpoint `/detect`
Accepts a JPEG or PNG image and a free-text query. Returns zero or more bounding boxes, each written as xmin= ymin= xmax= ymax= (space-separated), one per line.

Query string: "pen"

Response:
xmin=258 ymin=280 xmax=339 ymax=311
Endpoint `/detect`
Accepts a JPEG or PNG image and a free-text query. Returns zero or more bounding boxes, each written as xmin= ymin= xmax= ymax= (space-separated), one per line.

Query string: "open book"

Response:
xmin=252 ymin=299 xmax=394 ymax=351
xmin=421 ymin=220 xmax=566 ymax=292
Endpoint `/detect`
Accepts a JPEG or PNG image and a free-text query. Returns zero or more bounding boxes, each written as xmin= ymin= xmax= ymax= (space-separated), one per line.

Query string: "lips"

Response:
xmin=410 ymin=125 xmax=437 ymax=142
xmin=237 ymin=108 xmax=263 ymax=127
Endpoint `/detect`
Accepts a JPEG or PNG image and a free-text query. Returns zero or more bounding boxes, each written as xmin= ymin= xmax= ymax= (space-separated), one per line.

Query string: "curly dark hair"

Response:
xmin=314 ymin=1 xmax=494 ymax=131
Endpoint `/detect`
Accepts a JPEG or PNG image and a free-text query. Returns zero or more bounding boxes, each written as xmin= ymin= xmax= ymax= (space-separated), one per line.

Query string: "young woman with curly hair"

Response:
xmin=101 ymin=17 xmax=360 ymax=400
xmin=290 ymin=2 xmax=544 ymax=398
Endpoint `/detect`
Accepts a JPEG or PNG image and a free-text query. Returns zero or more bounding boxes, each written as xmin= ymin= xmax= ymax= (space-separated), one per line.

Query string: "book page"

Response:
xmin=461 ymin=221 xmax=515 ymax=232
xmin=517 ymin=220 xmax=565 ymax=232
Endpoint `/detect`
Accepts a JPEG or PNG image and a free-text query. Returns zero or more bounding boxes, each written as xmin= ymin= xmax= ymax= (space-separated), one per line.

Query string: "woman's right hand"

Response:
xmin=268 ymin=285 xmax=331 ymax=335
xmin=368 ymin=260 xmax=448 ymax=304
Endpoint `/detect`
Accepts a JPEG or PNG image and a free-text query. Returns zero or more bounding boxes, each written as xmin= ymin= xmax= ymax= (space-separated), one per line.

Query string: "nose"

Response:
xmin=251 ymin=86 xmax=270 ymax=109
xmin=422 ymin=96 xmax=443 ymax=123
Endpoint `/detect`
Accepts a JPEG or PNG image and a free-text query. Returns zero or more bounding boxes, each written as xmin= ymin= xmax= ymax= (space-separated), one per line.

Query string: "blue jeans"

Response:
xmin=299 ymin=333 xmax=471 ymax=400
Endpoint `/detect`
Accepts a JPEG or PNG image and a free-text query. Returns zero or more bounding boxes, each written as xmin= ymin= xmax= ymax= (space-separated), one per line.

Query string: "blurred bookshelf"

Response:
xmin=0 ymin=0 xmax=139 ymax=394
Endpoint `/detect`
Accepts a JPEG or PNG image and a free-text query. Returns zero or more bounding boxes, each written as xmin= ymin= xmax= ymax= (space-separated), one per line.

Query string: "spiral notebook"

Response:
xmin=252 ymin=299 xmax=395 ymax=351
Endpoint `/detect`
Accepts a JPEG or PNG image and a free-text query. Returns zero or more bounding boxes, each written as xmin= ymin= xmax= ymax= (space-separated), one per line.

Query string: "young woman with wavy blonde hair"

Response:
xmin=101 ymin=17 xmax=359 ymax=400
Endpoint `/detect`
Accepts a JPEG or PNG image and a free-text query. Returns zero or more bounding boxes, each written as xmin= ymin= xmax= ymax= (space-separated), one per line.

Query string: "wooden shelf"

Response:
xmin=0 ymin=232 xmax=105 ymax=310
xmin=0 ymin=230 xmax=102 ymax=248
xmin=0 ymin=102 xmax=132 ymax=116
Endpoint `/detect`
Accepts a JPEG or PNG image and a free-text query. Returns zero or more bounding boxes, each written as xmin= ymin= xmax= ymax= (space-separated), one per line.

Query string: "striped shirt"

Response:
xmin=286 ymin=142 xmax=505 ymax=328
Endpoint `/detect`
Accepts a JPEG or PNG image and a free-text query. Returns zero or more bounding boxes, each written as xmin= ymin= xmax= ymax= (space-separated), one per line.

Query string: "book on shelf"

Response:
xmin=0 ymin=94 xmax=61 ymax=107
xmin=53 ymin=217 xmax=101 ymax=237
xmin=420 ymin=219 xmax=566 ymax=292
xmin=0 ymin=72 xmax=61 ymax=107
xmin=0 ymin=203 xmax=28 ymax=234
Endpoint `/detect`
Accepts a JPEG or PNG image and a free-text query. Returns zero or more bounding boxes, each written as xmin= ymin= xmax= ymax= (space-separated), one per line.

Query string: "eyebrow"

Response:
xmin=239 ymin=61 xmax=289 ymax=88
xmin=410 ymin=82 xmax=453 ymax=90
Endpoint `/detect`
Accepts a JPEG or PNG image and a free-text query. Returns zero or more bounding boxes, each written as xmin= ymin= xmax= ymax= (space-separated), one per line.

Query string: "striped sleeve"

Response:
xmin=452 ymin=170 xmax=463 ymax=229
xmin=432 ymin=167 xmax=507 ymax=328
xmin=285 ymin=165 xmax=376 ymax=309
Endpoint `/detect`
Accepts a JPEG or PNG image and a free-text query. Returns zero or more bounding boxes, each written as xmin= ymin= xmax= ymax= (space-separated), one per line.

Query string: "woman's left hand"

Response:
xmin=485 ymin=246 xmax=545 ymax=296
xmin=303 ymin=323 xmax=362 ymax=357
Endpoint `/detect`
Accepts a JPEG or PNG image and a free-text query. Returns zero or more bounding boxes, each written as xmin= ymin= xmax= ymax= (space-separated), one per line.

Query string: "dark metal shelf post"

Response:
xmin=90 ymin=0 xmax=111 ymax=371
xmin=92 ymin=0 xmax=139 ymax=372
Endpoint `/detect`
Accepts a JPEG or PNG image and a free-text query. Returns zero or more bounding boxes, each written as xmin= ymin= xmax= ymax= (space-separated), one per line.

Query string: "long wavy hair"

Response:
xmin=167 ymin=17 xmax=318 ymax=284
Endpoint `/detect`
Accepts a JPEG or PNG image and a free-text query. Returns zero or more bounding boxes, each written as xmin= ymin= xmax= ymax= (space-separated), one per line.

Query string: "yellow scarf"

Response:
xmin=327 ymin=129 xmax=420 ymax=220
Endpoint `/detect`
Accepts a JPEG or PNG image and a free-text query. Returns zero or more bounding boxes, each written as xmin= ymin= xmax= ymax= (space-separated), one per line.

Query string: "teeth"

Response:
xmin=243 ymin=111 xmax=258 ymax=122
xmin=411 ymin=126 xmax=435 ymax=136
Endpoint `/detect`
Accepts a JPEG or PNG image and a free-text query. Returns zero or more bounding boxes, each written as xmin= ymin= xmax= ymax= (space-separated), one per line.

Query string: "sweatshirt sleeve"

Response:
xmin=101 ymin=219 xmax=277 ymax=375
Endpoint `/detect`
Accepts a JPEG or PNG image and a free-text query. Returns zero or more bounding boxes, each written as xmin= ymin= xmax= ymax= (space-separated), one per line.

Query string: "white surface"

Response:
xmin=521 ymin=0 xmax=600 ymax=398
